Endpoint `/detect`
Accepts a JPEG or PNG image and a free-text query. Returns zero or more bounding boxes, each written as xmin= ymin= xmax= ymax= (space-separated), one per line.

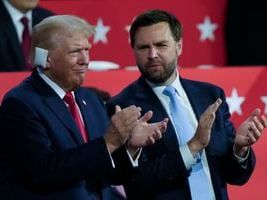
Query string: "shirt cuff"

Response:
xmin=108 ymin=150 xmax=115 ymax=168
xmin=233 ymin=146 xmax=250 ymax=164
xmin=180 ymin=144 xmax=197 ymax=170
xmin=126 ymin=147 xmax=142 ymax=167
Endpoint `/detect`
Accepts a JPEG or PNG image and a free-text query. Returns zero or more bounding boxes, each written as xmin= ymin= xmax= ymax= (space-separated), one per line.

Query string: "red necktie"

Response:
xmin=20 ymin=16 xmax=32 ymax=70
xmin=64 ymin=92 xmax=88 ymax=142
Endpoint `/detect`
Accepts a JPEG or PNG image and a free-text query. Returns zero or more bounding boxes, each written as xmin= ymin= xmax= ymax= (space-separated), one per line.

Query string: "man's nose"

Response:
xmin=79 ymin=50 xmax=89 ymax=62
xmin=148 ymin=47 xmax=158 ymax=59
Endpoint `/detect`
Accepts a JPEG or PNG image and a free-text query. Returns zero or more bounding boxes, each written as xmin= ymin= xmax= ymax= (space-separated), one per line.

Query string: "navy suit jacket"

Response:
xmin=0 ymin=1 xmax=53 ymax=71
xmin=106 ymin=76 xmax=256 ymax=200
xmin=0 ymin=71 xmax=123 ymax=200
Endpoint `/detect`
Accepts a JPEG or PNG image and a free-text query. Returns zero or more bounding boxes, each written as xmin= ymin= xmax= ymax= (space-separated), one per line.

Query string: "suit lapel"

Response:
xmin=180 ymin=77 xmax=225 ymax=154
xmin=0 ymin=1 xmax=25 ymax=69
xmin=180 ymin=78 xmax=205 ymax=121
xmin=44 ymin=97 xmax=85 ymax=145
xmin=75 ymin=90 xmax=107 ymax=141
xmin=31 ymin=71 xmax=84 ymax=145
xmin=136 ymin=77 xmax=179 ymax=151
xmin=74 ymin=92 xmax=94 ymax=140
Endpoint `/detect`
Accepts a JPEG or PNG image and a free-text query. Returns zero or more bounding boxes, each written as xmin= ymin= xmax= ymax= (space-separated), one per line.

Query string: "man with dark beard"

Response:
xmin=106 ymin=10 xmax=267 ymax=200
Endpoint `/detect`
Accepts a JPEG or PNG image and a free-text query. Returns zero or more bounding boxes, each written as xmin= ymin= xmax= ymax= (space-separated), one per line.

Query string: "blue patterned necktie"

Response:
xmin=163 ymin=85 xmax=213 ymax=200
xmin=163 ymin=85 xmax=194 ymax=144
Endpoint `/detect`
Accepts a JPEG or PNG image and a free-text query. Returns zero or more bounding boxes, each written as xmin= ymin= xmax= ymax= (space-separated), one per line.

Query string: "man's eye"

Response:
xmin=69 ymin=50 xmax=79 ymax=55
xmin=138 ymin=46 xmax=148 ymax=50
xmin=157 ymin=44 xmax=167 ymax=47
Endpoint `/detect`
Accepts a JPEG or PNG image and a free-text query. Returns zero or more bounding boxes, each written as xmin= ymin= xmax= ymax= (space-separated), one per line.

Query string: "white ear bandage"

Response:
xmin=33 ymin=47 xmax=48 ymax=69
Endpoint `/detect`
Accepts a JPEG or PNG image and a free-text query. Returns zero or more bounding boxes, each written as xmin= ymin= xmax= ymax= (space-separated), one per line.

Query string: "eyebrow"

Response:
xmin=136 ymin=40 xmax=169 ymax=47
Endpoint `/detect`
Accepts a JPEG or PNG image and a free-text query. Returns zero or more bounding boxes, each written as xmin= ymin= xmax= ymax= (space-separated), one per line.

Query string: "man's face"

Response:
xmin=9 ymin=0 xmax=39 ymax=13
xmin=133 ymin=22 xmax=182 ymax=84
xmin=46 ymin=33 xmax=90 ymax=92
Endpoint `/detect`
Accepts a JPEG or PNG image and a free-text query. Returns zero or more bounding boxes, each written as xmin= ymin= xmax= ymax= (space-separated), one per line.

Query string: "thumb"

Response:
xmin=139 ymin=111 xmax=153 ymax=123
xmin=115 ymin=105 xmax=122 ymax=113
xmin=248 ymin=108 xmax=261 ymax=120
xmin=210 ymin=98 xmax=222 ymax=112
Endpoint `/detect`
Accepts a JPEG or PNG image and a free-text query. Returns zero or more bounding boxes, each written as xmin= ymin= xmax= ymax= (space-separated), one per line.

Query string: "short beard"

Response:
xmin=138 ymin=61 xmax=177 ymax=84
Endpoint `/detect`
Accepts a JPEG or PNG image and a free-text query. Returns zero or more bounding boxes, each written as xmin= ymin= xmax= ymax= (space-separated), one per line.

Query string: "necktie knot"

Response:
xmin=163 ymin=85 xmax=177 ymax=97
xmin=20 ymin=16 xmax=29 ymax=26
xmin=64 ymin=92 xmax=75 ymax=106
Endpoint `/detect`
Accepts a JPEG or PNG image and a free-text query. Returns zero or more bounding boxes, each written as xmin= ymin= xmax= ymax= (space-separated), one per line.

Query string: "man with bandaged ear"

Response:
xmin=0 ymin=15 xmax=168 ymax=200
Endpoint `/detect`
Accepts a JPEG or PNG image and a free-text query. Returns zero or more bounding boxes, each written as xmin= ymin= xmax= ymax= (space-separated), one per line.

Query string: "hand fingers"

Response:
xmin=152 ymin=129 xmax=162 ymax=140
xmin=111 ymin=105 xmax=141 ymax=134
xmin=203 ymin=98 xmax=222 ymax=130
xmin=139 ymin=111 xmax=153 ymax=123
xmin=202 ymin=111 xmax=215 ymax=131
xmin=161 ymin=118 xmax=169 ymax=133
xmin=160 ymin=121 xmax=168 ymax=133
xmin=163 ymin=118 xmax=169 ymax=123
xmin=154 ymin=118 xmax=169 ymax=133
xmin=252 ymin=116 xmax=264 ymax=133
xmin=260 ymin=115 xmax=267 ymax=128
xmin=121 ymin=105 xmax=142 ymax=121
xmin=208 ymin=98 xmax=222 ymax=113
xmin=247 ymin=126 xmax=260 ymax=144
xmin=147 ymin=136 xmax=155 ymax=145
xmin=249 ymin=108 xmax=261 ymax=119
xmin=246 ymin=114 xmax=267 ymax=145
xmin=119 ymin=105 xmax=142 ymax=114
xmin=115 ymin=105 xmax=122 ymax=113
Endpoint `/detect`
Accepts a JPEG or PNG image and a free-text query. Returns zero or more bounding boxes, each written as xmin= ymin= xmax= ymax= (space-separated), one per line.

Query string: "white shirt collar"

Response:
xmin=3 ymin=0 xmax=33 ymax=42
xmin=37 ymin=69 xmax=69 ymax=100
xmin=146 ymin=70 xmax=184 ymax=96
xmin=3 ymin=0 xmax=32 ymax=25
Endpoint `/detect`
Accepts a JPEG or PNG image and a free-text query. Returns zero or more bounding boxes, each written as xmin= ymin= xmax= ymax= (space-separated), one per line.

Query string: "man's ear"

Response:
xmin=46 ymin=55 xmax=52 ymax=69
xmin=33 ymin=47 xmax=49 ymax=69
xmin=175 ymin=39 xmax=183 ymax=56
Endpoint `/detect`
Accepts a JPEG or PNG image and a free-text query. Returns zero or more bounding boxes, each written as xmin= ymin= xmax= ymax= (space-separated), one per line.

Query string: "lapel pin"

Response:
xmin=82 ymin=100 xmax=87 ymax=105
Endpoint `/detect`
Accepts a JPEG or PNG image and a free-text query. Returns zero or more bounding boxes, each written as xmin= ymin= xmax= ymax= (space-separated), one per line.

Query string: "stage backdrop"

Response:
xmin=0 ymin=67 xmax=267 ymax=199
xmin=39 ymin=0 xmax=227 ymax=69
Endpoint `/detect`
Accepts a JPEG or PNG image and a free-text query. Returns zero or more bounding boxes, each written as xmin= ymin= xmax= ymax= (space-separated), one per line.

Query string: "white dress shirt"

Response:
xmin=3 ymin=0 xmax=32 ymax=43
xmin=146 ymin=71 xmax=216 ymax=199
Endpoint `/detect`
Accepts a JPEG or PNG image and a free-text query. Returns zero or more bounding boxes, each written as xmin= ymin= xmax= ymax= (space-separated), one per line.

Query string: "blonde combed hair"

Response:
xmin=31 ymin=15 xmax=95 ymax=52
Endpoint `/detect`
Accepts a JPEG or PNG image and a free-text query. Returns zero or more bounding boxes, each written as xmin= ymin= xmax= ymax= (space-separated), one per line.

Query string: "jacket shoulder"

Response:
xmin=32 ymin=6 xmax=54 ymax=24
xmin=182 ymin=78 xmax=224 ymax=95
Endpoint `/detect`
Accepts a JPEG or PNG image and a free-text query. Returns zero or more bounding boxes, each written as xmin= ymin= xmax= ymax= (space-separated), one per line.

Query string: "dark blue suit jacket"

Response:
xmin=0 ymin=71 xmax=123 ymax=200
xmin=106 ymin=76 xmax=256 ymax=200
xmin=0 ymin=1 xmax=53 ymax=71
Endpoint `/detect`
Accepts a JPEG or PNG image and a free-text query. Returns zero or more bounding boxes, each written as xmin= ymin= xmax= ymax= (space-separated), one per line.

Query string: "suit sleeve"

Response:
xmin=211 ymin=89 xmax=256 ymax=185
xmin=108 ymin=85 xmax=256 ymax=198
xmin=106 ymin=99 xmax=190 ymax=198
xmin=0 ymin=97 xmax=114 ymax=191
xmin=112 ymin=144 xmax=190 ymax=199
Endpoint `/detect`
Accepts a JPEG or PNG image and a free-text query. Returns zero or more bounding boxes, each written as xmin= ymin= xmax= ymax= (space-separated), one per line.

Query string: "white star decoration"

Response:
xmin=197 ymin=16 xmax=218 ymax=42
xmin=226 ymin=88 xmax=245 ymax=115
xmin=93 ymin=18 xmax=110 ymax=44
xmin=260 ymin=96 xmax=267 ymax=114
